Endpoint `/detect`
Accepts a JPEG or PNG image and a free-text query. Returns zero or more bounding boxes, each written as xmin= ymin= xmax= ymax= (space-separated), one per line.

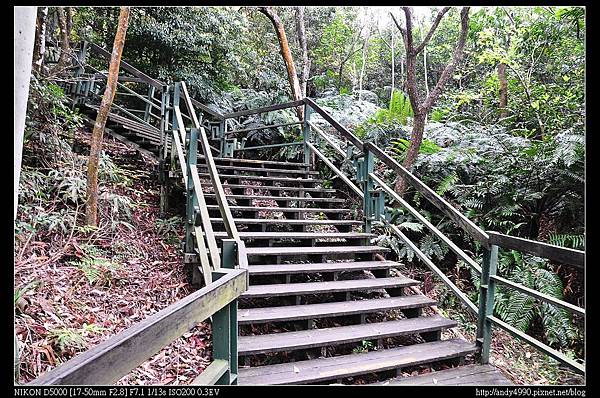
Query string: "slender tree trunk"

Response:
xmin=85 ymin=7 xmax=130 ymax=226
xmin=358 ymin=27 xmax=371 ymax=101
xmin=258 ymin=7 xmax=303 ymax=120
xmin=32 ymin=7 xmax=48 ymax=74
xmin=54 ymin=7 xmax=70 ymax=71
xmin=498 ymin=62 xmax=508 ymax=118
xmin=295 ymin=6 xmax=310 ymax=98
xmin=390 ymin=32 xmax=395 ymax=105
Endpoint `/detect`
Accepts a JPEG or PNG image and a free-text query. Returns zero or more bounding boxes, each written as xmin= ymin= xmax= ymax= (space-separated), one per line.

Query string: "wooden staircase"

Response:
xmin=203 ymin=156 xmax=480 ymax=385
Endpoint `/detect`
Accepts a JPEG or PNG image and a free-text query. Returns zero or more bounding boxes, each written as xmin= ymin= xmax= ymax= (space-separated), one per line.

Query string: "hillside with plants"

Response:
xmin=15 ymin=6 xmax=584 ymax=386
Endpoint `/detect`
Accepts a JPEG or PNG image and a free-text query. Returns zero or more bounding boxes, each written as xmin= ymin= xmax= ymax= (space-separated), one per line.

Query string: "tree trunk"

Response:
xmin=498 ymin=62 xmax=508 ymax=118
xmin=85 ymin=7 xmax=130 ymax=226
xmin=258 ymin=7 xmax=303 ymax=120
xmin=32 ymin=7 xmax=48 ymax=74
xmin=295 ymin=6 xmax=310 ymax=98
xmin=54 ymin=7 xmax=71 ymax=71
xmin=391 ymin=7 xmax=470 ymax=196
xmin=395 ymin=111 xmax=426 ymax=193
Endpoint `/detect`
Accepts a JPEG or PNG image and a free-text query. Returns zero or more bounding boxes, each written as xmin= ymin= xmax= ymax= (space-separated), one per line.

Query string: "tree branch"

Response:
xmin=421 ymin=7 xmax=470 ymax=113
xmin=414 ymin=7 xmax=450 ymax=55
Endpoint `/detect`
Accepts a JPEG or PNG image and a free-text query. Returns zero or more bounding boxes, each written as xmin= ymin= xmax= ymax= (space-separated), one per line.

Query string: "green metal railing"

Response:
xmin=301 ymin=97 xmax=585 ymax=375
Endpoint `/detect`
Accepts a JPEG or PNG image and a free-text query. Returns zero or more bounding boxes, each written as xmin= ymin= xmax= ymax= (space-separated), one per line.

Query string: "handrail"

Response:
xmin=365 ymin=141 xmax=490 ymax=244
xmin=384 ymin=219 xmax=479 ymax=315
xmin=304 ymin=97 xmax=364 ymax=151
xmin=308 ymin=121 xmax=346 ymax=158
xmin=223 ymin=99 xmax=304 ymax=119
xmin=226 ymin=121 xmax=302 ymax=135
xmin=370 ymin=172 xmax=482 ymax=274
xmin=488 ymin=231 xmax=584 ymax=268
xmin=28 ymin=268 xmax=247 ymax=385
xmin=307 ymin=142 xmax=363 ymax=198
xmin=179 ymin=82 xmax=240 ymax=241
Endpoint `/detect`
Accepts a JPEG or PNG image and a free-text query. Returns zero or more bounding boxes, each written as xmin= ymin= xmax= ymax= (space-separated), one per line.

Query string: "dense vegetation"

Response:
xmin=18 ymin=6 xmax=585 ymax=383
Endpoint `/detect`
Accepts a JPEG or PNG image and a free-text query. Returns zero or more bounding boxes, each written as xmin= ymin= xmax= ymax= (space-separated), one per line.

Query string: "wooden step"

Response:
xmin=246 ymin=260 xmax=396 ymax=276
xmin=213 ymin=232 xmax=374 ymax=241
xmin=239 ymin=315 xmax=456 ymax=356
xmin=205 ymin=194 xmax=346 ymax=203
xmin=241 ymin=276 xmax=418 ymax=298
xmin=208 ymin=205 xmax=351 ymax=214
xmin=209 ymin=184 xmax=337 ymax=194
xmin=200 ymin=156 xmax=309 ymax=169
xmin=238 ymin=339 xmax=478 ymax=385
xmin=210 ymin=218 xmax=362 ymax=226
xmin=199 ymin=173 xmax=323 ymax=184
xmin=198 ymin=164 xmax=319 ymax=175
xmin=377 ymin=364 xmax=512 ymax=386
xmin=246 ymin=245 xmax=389 ymax=257
xmin=239 ymin=295 xmax=436 ymax=325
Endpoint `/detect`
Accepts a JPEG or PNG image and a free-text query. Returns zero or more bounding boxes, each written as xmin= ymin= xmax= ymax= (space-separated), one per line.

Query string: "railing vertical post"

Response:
xmin=170 ymin=83 xmax=181 ymax=169
xmin=362 ymin=144 xmax=374 ymax=233
xmin=185 ymin=128 xmax=198 ymax=256
xmin=219 ymin=120 xmax=228 ymax=158
xmin=144 ymin=85 xmax=156 ymax=124
xmin=476 ymin=244 xmax=498 ymax=364
xmin=303 ymin=102 xmax=313 ymax=165
xmin=218 ymin=239 xmax=240 ymax=385
xmin=159 ymin=85 xmax=170 ymax=216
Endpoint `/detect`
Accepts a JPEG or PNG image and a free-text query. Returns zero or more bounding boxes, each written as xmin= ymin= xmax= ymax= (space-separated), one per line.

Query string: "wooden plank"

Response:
xmin=191 ymin=360 xmax=228 ymax=385
xmin=199 ymin=156 xmax=309 ymax=168
xmin=380 ymin=364 xmax=511 ymax=385
xmin=210 ymin=218 xmax=362 ymax=226
xmin=308 ymin=121 xmax=346 ymax=158
xmin=245 ymin=260 xmax=395 ymax=276
xmin=198 ymin=164 xmax=319 ymax=175
xmin=241 ymin=276 xmax=418 ymax=298
xmin=370 ymin=173 xmax=482 ymax=274
xmin=487 ymin=231 xmax=584 ymax=268
xmin=223 ymin=100 xmax=305 ymax=119
xmin=193 ymin=225 xmax=213 ymax=285
xmin=366 ymin=142 xmax=489 ymax=244
xmin=386 ymin=220 xmax=479 ymax=315
xmin=199 ymin=173 xmax=322 ymax=184
xmin=235 ymin=142 xmax=303 ymax=152
xmin=304 ymin=98 xmax=363 ymax=150
xmin=205 ymin=193 xmax=345 ymax=203
xmin=227 ymin=121 xmax=302 ymax=135
xmin=213 ymin=232 xmax=373 ymax=240
xmin=239 ymin=315 xmax=456 ymax=355
xmin=206 ymin=184 xmax=335 ymax=193
xmin=207 ymin=205 xmax=351 ymax=214
xmin=238 ymin=295 xmax=436 ymax=324
xmin=29 ymin=268 xmax=247 ymax=385
xmin=238 ymin=339 xmax=477 ymax=385
xmin=245 ymin=245 xmax=390 ymax=256
xmin=307 ymin=142 xmax=363 ymax=198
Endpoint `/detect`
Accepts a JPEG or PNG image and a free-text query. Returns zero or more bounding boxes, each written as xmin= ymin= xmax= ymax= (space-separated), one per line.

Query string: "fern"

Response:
xmin=548 ymin=233 xmax=584 ymax=250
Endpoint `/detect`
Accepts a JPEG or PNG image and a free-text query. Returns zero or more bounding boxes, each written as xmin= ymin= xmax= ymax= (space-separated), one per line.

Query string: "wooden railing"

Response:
xmin=301 ymin=96 xmax=585 ymax=375
xmin=28 ymin=267 xmax=247 ymax=385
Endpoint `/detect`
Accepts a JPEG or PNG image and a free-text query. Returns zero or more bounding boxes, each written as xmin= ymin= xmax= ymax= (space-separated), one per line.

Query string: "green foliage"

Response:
xmin=352 ymin=340 xmax=375 ymax=354
xmin=70 ymin=255 xmax=122 ymax=286
xmin=492 ymin=251 xmax=577 ymax=348
xmin=48 ymin=323 xmax=105 ymax=353
xmin=155 ymin=216 xmax=182 ymax=245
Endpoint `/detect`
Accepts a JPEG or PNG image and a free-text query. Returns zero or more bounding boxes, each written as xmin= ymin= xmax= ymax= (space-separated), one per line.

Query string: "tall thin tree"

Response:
xmin=85 ymin=6 xmax=130 ymax=226
xmin=295 ymin=6 xmax=310 ymax=98
xmin=258 ymin=6 xmax=303 ymax=120
xmin=391 ymin=7 xmax=470 ymax=194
